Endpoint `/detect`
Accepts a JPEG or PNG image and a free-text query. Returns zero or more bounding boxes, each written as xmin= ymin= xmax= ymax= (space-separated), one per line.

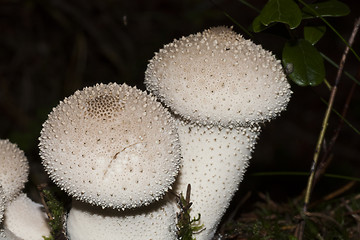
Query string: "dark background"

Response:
xmin=1 ymin=0 xmax=359 ymax=221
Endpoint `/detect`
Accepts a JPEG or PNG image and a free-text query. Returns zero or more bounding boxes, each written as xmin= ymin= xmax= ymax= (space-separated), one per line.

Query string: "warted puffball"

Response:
xmin=0 ymin=139 xmax=29 ymax=203
xmin=3 ymin=194 xmax=51 ymax=240
xmin=67 ymin=197 xmax=177 ymax=240
xmin=39 ymin=83 xmax=181 ymax=210
xmin=145 ymin=26 xmax=292 ymax=127
xmin=174 ymin=121 xmax=260 ymax=239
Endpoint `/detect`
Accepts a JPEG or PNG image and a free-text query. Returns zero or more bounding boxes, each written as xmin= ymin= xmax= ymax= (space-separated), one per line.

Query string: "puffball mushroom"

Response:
xmin=145 ymin=26 xmax=291 ymax=127
xmin=145 ymin=26 xmax=292 ymax=239
xmin=39 ymin=83 xmax=181 ymax=210
xmin=175 ymin=122 xmax=260 ymax=239
xmin=66 ymin=197 xmax=177 ymax=240
xmin=0 ymin=139 xmax=29 ymax=203
xmin=2 ymin=194 xmax=51 ymax=240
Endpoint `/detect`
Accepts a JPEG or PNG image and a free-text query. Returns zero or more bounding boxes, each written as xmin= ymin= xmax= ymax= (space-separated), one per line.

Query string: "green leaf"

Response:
xmin=302 ymin=0 xmax=350 ymax=19
xmin=304 ymin=26 xmax=326 ymax=45
xmin=252 ymin=15 xmax=270 ymax=33
xmin=257 ymin=0 xmax=302 ymax=29
xmin=282 ymin=39 xmax=325 ymax=86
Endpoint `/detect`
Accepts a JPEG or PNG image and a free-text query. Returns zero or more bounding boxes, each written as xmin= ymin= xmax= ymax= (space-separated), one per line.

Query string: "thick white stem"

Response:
xmin=3 ymin=194 xmax=50 ymax=240
xmin=174 ymin=122 xmax=260 ymax=240
xmin=66 ymin=196 xmax=177 ymax=240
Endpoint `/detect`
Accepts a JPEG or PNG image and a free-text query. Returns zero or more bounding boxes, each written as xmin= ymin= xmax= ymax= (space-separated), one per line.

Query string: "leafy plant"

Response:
xmin=252 ymin=0 xmax=351 ymax=86
xmin=175 ymin=184 xmax=204 ymax=240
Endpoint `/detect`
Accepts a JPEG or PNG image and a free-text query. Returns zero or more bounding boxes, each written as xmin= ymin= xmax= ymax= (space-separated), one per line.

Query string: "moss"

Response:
xmin=39 ymin=186 xmax=68 ymax=240
xmin=176 ymin=184 xmax=204 ymax=240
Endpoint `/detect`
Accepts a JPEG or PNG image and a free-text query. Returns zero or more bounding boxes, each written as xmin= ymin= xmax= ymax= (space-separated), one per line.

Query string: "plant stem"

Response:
xmin=299 ymin=17 xmax=360 ymax=240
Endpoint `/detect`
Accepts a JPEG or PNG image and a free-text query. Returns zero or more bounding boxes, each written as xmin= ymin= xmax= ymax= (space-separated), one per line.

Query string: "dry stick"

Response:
xmin=298 ymin=17 xmax=360 ymax=240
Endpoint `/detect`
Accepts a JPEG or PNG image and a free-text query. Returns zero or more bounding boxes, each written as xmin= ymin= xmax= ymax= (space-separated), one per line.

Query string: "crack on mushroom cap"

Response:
xmin=0 ymin=139 xmax=29 ymax=203
xmin=39 ymin=83 xmax=181 ymax=210
xmin=145 ymin=26 xmax=292 ymax=127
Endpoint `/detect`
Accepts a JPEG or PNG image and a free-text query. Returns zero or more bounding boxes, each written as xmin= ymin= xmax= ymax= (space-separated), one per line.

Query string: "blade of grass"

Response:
xmin=237 ymin=0 xmax=261 ymax=13
xmin=321 ymin=52 xmax=360 ymax=85
xmin=252 ymin=171 xmax=360 ymax=182
xmin=319 ymin=97 xmax=360 ymax=135
xmin=223 ymin=12 xmax=253 ymax=37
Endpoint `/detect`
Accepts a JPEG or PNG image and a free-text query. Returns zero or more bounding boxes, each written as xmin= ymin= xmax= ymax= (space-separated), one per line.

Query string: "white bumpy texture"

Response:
xmin=39 ymin=83 xmax=181 ymax=210
xmin=145 ymin=26 xmax=292 ymax=127
xmin=0 ymin=185 xmax=5 ymax=225
xmin=3 ymin=194 xmax=51 ymax=240
xmin=0 ymin=139 xmax=29 ymax=203
xmin=174 ymin=122 xmax=260 ymax=240
xmin=67 ymin=197 xmax=177 ymax=240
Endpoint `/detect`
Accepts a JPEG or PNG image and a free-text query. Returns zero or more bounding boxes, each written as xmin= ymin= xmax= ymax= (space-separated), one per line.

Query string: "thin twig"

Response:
xmin=299 ymin=17 xmax=360 ymax=240
xmin=313 ymin=80 xmax=358 ymax=186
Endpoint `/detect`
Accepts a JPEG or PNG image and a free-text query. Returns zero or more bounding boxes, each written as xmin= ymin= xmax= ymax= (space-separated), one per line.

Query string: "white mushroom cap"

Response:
xmin=39 ymin=83 xmax=181 ymax=210
xmin=145 ymin=26 xmax=292 ymax=127
xmin=3 ymin=193 xmax=51 ymax=240
xmin=66 ymin=197 xmax=177 ymax=240
xmin=174 ymin=121 xmax=260 ymax=239
xmin=0 ymin=139 xmax=29 ymax=203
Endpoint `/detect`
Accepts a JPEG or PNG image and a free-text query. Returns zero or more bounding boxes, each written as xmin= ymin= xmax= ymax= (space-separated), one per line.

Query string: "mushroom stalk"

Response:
xmin=67 ymin=196 xmax=177 ymax=240
xmin=174 ymin=121 xmax=260 ymax=239
xmin=2 ymin=194 xmax=51 ymax=240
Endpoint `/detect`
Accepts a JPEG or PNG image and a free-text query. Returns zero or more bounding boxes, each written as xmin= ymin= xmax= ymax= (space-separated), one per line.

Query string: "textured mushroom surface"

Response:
xmin=39 ymin=83 xmax=181 ymax=210
xmin=3 ymin=194 xmax=50 ymax=240
xmin=145 ymin=26 xmax=291 ymax=127
xmin=0 ymin=229 xmax=21 ymax=240
xmin=67 ymin=197 xmax=177 ymax=240
xmin=0 ymin=139 xmax=29 ymax=203
xmin=0 ymin=185 xmax=5 ymax=224
xmin=174 ymin=121 xmax=260 ymax=240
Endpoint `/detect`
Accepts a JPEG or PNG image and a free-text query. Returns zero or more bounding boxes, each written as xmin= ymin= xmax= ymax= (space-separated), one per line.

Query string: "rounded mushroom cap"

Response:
xmin=3 ymin=194 xmax=51 ymax=240
xmin=0 ymin=139 xmax=29 ymax=203
xmin=145 ymin=26 xmax=292 ymax=127
xmin=39 ymin=83 xmax=181 ymax=210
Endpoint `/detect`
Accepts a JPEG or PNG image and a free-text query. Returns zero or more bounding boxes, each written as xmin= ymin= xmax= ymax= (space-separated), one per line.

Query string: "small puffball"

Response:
xmin=0 ymin=139 xmax=29 ymax=203
xmin=145 ymin=26 xmax=292 ymax=127
xmin=3 ymin=194 xmax=51 ymax=240
xmin=174 ymin=121 xmax=260 ymax=240
xmin=67 ymin=197 xmax=177 ymax=240
xmin=39 ymin=83 xmax=181 ymax=210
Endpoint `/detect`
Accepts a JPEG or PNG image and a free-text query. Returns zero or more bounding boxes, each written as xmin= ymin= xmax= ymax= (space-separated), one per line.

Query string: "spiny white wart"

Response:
xmin=0 ymin=139 xmax=29 ymax=203
xmin=174 ymin=121 xmax=260 ymax=240
xmin=145 ymin=26 xmax=292 ymax=127
xmin=66 ymin=197 xmax=177 ymax=240
xmin=39 ymin=83 xmax=181 ymax=210
xmin=3 ymin=194 xmax=51 ymax=240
